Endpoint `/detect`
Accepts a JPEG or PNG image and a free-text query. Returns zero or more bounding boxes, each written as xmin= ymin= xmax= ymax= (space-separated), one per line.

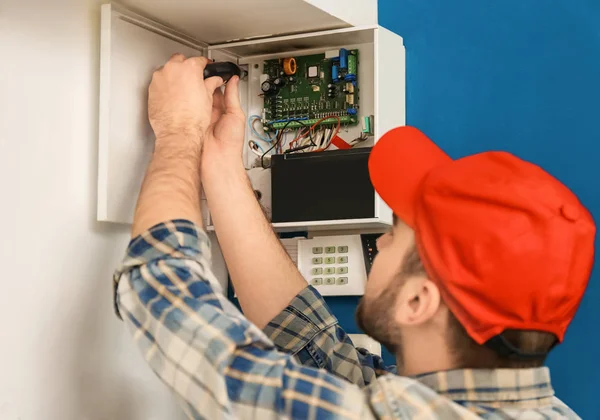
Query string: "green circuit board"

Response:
xmin=262 ymin=49 xmax=359 ymax=130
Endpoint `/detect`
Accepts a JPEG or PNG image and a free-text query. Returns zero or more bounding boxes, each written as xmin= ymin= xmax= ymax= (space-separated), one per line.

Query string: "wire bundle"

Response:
xmin=248 ymin=115 xmax=366 ymax=169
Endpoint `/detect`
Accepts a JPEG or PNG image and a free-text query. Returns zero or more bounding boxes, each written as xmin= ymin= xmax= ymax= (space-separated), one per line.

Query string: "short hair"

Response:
xmin=401 ymin=244 xmax=557 ymax=368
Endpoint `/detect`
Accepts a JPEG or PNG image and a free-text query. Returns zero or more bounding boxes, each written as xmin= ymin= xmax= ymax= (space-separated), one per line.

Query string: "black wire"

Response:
xmin=294 ymin=120 xmax=316 ymax=148
xmin=261 ymin=119 xmax=295 ymax=169
xmin=305 ymin=122 xmax=316 ymax=148
xmin=260 ymin=117 xmax=333 ymax=164
xmin=285 ymin=144 xmax=312 ymax=154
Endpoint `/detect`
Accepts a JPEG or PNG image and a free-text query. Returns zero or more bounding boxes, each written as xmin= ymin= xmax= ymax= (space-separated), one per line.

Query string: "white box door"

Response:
xmin=97 ymin=4 xmax=207 ymax=224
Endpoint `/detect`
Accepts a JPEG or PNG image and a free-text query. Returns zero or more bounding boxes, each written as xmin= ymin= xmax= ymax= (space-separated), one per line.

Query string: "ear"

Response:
xmin=394 ymin=277 xmax=441 ymax=326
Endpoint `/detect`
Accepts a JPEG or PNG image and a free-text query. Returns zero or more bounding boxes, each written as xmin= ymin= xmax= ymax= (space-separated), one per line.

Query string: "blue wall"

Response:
xmin=330 ymin=0 xmax=600 ymax=417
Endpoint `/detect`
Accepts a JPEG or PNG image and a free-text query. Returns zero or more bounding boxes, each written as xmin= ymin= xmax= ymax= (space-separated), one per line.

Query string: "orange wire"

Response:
xmin=288 ymin=116 xmax=341 ymax=150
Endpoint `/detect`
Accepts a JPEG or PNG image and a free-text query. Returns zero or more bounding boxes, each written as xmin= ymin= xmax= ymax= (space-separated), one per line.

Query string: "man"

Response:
xmin=114 ymin=54 xmax=595 ymax=419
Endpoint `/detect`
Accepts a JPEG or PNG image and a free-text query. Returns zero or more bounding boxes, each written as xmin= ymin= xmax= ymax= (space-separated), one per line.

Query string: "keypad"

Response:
xmin=309 ymin=243 xmax=350 ymax=287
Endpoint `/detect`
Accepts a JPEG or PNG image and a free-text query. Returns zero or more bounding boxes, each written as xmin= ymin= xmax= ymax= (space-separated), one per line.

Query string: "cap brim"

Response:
xmin=369 ymin=126 xmax=452 ymax=227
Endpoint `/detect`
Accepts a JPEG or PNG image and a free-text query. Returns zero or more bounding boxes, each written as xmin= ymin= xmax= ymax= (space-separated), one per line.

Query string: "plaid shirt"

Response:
xmin=114 ymin=220 xmax=580 ymax=419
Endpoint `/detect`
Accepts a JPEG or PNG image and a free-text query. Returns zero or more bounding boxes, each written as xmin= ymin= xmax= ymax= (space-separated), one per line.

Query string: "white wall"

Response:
xmin=0 ymin=0 xmax=185 ymax=418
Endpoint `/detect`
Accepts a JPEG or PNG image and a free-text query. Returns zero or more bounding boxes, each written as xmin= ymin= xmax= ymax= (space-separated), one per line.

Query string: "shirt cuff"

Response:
xmin=112 ymin=219 xmax=209 ymax=319
xmin=263 ymin=286 xmax=338 ymax=355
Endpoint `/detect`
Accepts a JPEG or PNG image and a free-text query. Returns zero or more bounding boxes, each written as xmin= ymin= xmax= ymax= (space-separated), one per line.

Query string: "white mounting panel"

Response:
xmin=207 ymin=26 xmax=399 ymax=232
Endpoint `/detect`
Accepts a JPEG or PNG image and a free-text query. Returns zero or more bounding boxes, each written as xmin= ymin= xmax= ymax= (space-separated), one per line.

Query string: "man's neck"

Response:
xmin=397 ymin=344 xmax=455 ymax=377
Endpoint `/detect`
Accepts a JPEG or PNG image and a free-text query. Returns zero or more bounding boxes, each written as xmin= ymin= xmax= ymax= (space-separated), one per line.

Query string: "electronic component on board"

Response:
xmin=362 ymin=115 xmax=374 ymax=135
xmin=345 ymin=54 xmax=357 ymax=82
xmin=339 ymin=48 xmax=348 ymax=69
xmin=308 ymin=65 xmax=319 ymax=78
xmin=261 ymin=80 xmax=278 ymax=96
xmin=283 ymin=57 xmax=297 ymax=75
xmin=332 ymin=65 xmax=339 ymax=81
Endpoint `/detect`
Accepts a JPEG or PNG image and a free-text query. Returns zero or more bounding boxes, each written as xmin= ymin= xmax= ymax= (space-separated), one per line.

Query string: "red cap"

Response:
xmin=369 ymin=126 xmax=595 ymax=352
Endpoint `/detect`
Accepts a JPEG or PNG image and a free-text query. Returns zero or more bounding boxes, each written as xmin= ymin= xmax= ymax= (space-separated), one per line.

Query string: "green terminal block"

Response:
xmin=361 ymin=115 xmax=374 ymax=135
xmin=270 ymin=116 xmax=356 ymax=130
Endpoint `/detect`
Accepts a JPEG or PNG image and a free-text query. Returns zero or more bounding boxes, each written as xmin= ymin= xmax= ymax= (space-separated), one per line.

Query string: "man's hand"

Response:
xmin=131 ymin=54 xmax=223 ymax=238
xmin=201 ymin=77 xmax=308 ymax=329
xmin=148 ymin=54 xmax=224 ymax=154
xmin=202 ymin=76 xmax=246 ymax=172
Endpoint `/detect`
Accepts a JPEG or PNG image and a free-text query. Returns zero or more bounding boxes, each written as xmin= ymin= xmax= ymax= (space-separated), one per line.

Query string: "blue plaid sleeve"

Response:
xmin=113 ymin=220 xmax=376 ymax=420
xmin=263 ymin=287 xmax=397 ymax=387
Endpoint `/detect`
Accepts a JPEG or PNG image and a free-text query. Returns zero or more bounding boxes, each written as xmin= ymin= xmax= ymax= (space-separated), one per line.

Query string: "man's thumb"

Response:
xmin=205 ymin=76 xmax=224 ymax=95
xmin=224 ymin=76 xmax=242 ymax=114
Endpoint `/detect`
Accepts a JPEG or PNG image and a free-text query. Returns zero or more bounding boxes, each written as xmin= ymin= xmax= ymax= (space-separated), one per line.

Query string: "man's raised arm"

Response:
xmin=200 ymin=78 xmax=307 ymax=329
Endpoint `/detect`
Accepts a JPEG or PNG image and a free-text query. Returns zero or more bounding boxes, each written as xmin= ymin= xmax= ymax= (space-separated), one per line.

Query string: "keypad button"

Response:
xmin=325 ymin=257 xmax=335 ymax=264
xmin=337 ymin=256 xmax=348 ymax=264
xmin=312 ymin=247 xmax=323 ymax=254
xmin=325 ymin=277 xmax=336 ymax=285
xmin=324 ymin=267 xmax=335 ymax=275
xmin=311 ymin=278 xmax=323 ymax=286
xmin=325 ymin=246 xmax=336 ymax=254
xmin=338 ymin=246 xmax=349 ymax=253
xmin=337 ymin=266 xmax=348 ymax=274
xmin=336 ymin=277 xmax=348 ymax=285
xmin=311 ymin=267 xmax=323 ymax=275
xmin=312 ymin=257 xmax=323 ymax=264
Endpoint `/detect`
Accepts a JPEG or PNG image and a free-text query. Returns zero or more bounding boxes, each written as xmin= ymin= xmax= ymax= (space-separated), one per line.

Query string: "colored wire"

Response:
xmin=261 ymin=119 xmax=296 ymax=169
xmin=284 ymin=120 xmax=318 ymax=154
xmin=288 ymin=116 xmax=341 ymax=151
xmin=248 ymin=115 xmax=275 ymax=144
xmin=248 ymin=140 xmax=266 ymax=156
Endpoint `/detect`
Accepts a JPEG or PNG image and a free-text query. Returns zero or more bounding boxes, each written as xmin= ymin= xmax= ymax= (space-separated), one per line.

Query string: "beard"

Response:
xmin=355 ymin=276 xmax=405 ymax=363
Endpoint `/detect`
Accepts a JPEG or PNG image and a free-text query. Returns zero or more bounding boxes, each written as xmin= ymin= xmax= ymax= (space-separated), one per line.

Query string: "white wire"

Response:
xmin=248 ymin=140 xmax=267 ymax=157
xmin=248 ymin=115 xmax=274 ymax=143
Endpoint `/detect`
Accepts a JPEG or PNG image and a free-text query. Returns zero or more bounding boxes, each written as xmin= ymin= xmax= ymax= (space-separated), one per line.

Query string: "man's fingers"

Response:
xmin=204 ymin=76 xmax=224 ymax=95
xmin=169 ymin=53 xmax=186 ymax=63
xmin=186 ymin=56 xmax=210 ymax=71
xmin=212 ymin=88 xmax=226 ymax=113
xmin=224 ymin=76 xmax=242 ymax=114
xmin=210 ymin=88 xmax=225 ymax=123
xmin=186 ymin=57 xmax=223 ymax=93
